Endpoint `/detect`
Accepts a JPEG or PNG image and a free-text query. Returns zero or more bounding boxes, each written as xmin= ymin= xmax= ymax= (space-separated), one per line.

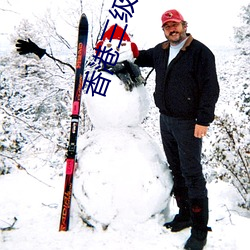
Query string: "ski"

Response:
xmin=59 ymin=13 xmax=88 ymax=231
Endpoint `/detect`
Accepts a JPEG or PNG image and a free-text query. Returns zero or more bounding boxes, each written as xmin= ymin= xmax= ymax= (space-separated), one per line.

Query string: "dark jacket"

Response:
xmin=135 ymin=34 xmax=219 ymax=126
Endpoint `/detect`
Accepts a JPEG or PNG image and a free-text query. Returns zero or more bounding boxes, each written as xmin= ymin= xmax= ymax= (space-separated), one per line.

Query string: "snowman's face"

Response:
xmin=102 ymin=39 xmax=134 ymax=63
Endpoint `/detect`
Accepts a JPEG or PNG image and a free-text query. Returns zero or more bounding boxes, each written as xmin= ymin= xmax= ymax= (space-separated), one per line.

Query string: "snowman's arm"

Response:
xmin=16 ymin=38 xmax=75 ymax=72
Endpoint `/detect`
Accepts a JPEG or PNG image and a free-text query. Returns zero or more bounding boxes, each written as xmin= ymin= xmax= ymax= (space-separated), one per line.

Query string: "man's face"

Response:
xmin=162 ymin=21 xmax=187 ymax=45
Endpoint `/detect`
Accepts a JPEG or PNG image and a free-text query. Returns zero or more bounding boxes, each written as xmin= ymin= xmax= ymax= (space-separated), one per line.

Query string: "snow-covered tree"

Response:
xmin=204 ymin=4 xmax=250 ymax=209
xmin=0 ymin=19 xmax=74 ymax=175
xmin=0 ymin=0 xmax=111 ymax=175
xmin=234 ymin=4 xmax=250 ymax=56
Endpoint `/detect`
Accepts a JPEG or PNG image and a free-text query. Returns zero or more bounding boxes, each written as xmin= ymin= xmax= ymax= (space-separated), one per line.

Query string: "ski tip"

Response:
xmin=81 ymin=13 xmax=88 ymax=21
xmin=80 ymin=13 xmax=88 ymax=27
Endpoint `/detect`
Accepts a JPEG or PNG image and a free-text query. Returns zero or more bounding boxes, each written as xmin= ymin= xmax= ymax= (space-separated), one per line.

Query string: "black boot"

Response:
xmin=184 ymin=228 xmax=208 ymax=250
xmin=184 ymin=198 xmax=211 ymax=250
xmin=164 ymin=195 xmax=192 ymax=232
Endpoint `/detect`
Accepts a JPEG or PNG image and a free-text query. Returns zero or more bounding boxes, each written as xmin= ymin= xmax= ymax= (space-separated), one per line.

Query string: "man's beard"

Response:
xmin=166 ymin=31 xmax=186 ymax=45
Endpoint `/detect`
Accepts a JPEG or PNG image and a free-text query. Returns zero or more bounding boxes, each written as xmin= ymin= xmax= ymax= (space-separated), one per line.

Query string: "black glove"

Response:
xmin=122 ymin=61 xmax=146 ymax=86
xmin=107 ymin=61 xmax=146 ymax=91
xmin=16 ymin=38 xmax=46 ymax=59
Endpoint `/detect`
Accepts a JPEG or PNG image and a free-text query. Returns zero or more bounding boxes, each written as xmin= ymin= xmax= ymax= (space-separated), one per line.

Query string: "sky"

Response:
xmin=0 ymin=0 xmax=249 ymax=53
xmin=129 ymin=0 xmax=249 ymax=48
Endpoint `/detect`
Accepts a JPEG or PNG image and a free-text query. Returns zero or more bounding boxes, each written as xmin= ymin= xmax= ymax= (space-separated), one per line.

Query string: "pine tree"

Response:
xmin=234 ymin=4 xmax=250 ymax=55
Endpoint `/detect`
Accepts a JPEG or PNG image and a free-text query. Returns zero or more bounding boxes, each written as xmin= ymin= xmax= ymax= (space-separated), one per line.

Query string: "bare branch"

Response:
xmin=46 ymin=51 xmax=75 ymax=73
xmin=0 ymin=8 xmax=18 ymax=14
xmin=0 ymin=153 xmax=54 ymax=188
xmin=0 ymin=107 xmax=67 ymax=151
xmin=0 ymin=217 xmax=18 ymax=231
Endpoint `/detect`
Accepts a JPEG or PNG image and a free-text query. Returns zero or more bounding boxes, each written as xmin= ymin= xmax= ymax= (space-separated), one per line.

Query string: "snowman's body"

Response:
xmin=73 ymin=27 xmax=173 ymax=229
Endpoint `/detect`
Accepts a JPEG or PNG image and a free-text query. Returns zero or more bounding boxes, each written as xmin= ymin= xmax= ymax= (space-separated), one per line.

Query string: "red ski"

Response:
xmin=59 ymin=13 xmax=88 ymax=231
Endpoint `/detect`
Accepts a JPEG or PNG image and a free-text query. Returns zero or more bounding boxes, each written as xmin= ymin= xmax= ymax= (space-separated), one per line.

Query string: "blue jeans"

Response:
xmin=160 ymin=114 xmax=207 ymax=200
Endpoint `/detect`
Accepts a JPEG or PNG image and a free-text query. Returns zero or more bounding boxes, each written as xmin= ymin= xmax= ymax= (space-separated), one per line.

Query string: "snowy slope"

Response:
xmin=1 ymin=170 xmax=249 ymax=250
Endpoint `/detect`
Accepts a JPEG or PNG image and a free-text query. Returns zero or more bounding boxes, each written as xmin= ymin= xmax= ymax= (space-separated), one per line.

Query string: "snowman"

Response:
xmin=73 ymin=25 xmax=173 ymax=230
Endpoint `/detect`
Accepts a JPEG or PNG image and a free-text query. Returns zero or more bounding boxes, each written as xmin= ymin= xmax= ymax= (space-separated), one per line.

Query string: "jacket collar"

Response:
xmin=162 ymin=33 xmax=193 ymax=50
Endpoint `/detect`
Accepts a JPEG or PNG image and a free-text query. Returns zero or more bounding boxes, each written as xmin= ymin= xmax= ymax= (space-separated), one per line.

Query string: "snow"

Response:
xmin=1 ymin=171 xmax=250 ymax=250
xmin=85 ymin=73 xmax=150 ymax=128
xmin=74 ymin=127 xmax=172 ymax=228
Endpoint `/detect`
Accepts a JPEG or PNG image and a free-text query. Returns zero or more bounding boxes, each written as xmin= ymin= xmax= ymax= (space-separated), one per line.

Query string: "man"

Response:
xmin=135 ymin=9 xmax=219 ymax=250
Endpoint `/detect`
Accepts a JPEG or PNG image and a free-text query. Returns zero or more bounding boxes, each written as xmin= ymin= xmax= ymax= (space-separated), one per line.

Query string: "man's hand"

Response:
xmin=194 ymin=124 xmax=208 ymax=138
xmin=16 ymin=38 xmax=46 ymax=59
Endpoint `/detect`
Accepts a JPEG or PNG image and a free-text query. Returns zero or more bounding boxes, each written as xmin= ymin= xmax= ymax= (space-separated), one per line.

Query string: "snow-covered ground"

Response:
xmin=1 ymin=169 xmax=250 ymax=250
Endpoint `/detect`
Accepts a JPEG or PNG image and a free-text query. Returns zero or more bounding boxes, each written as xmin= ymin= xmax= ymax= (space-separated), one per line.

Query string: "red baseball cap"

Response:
xmin=161 ymin=9 xmax=184 ymax=27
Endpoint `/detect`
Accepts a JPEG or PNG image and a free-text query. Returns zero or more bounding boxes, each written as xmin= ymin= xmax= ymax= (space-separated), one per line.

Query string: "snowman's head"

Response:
xmin=102 ymin=39 xmax=134 ymax=63
xmin=95 ymin=25 xmax=139 ymax=63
